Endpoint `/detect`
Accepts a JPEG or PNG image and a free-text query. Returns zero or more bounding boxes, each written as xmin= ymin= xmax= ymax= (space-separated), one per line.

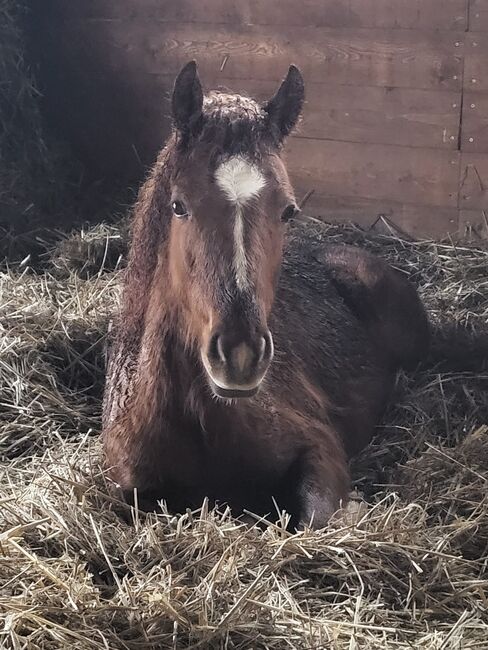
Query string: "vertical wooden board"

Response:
xmin=298 ymin=196 xmax=459 ymax=239
xmin=461 ymin=91 xmax=488 ymax=152
xmin=464 ymin=37 xmax=488 ymax=91
xmin=469 ymin=0 xmax=488 ymax=31
xmin=459 ymin=153 xmax=488 ymax=209
xmin=286 ymin=139 xmax=460 ymax=208
xmin=43 ymin=0 xmax=467 ymax=30
xmin=55 ymin=20 xmax=464 ymax=91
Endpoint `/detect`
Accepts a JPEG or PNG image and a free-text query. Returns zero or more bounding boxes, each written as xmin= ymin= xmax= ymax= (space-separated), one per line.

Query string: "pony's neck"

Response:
xmin=135 ymin=231 xmax=213 ymax=425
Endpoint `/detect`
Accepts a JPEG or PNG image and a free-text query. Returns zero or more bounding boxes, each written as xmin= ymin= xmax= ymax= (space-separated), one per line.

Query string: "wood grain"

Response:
xmin=42 ymin=0 xmax=468 ymax=31
xmin=286 ymin=139 xmax=460 ymax=208
xmin=27 ymin=50 xmax=463 ymax=183
xmin=53 ymin=20 xmax=464 ymax=92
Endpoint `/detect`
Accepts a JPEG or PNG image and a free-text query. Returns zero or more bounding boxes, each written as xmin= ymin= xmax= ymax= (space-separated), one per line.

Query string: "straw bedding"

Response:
xmin=1 ymin=219 xmax=488 ymax=649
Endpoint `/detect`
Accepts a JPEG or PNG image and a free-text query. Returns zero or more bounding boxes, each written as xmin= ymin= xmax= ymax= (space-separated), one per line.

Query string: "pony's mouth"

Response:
xmin=209 ymin=380 xmax=260 ymax=399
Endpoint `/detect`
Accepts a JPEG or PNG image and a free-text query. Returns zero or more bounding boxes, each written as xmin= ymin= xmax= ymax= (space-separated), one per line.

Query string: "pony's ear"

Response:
xmin=172 ymin=60 xmax=204 ymax=133
xmin=264 ymin=65 xmax=304 ymax=141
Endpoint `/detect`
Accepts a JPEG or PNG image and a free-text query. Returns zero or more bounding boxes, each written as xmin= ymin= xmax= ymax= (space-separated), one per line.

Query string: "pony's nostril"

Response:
xmin=258 ymin=336 xmax=266 ymax=362
xmin=263 ymin=331 xmax=274 ymax=362
xmin=208 ymin=333 xmax=226 ymax=363
xmin=216 ymin=335 xmax=227 ymax=363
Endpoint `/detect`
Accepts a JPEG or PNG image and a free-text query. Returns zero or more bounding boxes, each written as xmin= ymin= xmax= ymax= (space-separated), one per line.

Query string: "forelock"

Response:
xmin=203 ymin=92 xmax=266 ymax=121
xmin=196 ymin=91 xmax=274 ymax=157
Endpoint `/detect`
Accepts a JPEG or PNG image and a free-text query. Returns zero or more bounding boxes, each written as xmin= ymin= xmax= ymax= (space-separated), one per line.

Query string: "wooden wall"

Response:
xmin=27 ymin=0 xmax=488 ymax=239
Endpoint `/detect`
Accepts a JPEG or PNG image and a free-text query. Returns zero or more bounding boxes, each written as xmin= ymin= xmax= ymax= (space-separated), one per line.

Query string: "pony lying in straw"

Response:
xmin=102 ymin=61 xmax=429 ymax=528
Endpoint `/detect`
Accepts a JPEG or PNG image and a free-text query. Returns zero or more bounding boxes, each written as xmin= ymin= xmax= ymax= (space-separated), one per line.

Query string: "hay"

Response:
xmin=0 ymin=0 xmax=66 ymax=227
xmin=1 ymin=220 xmax=488 ymax=649
xmin=0 ymin=0 xmax=103 ymax=264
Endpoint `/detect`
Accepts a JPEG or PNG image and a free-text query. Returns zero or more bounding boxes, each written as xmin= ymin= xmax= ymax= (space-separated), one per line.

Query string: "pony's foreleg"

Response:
xmin=296 ymin=444 xmax=350 ymax=529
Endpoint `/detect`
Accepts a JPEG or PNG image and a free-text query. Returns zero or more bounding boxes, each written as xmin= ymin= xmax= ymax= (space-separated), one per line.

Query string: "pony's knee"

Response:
xmin=296 ymin=452 xmax=350 ymax=529
xmin=298 ymin=486 xmax=338 ymax=529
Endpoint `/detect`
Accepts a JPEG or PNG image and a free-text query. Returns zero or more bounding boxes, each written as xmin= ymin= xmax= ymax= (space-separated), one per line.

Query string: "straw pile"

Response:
xmin=1 ymin=219 xmax=488 ymax=649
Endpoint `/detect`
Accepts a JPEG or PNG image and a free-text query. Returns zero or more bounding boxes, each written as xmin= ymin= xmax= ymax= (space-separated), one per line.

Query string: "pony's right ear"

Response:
xmin=172 ymin=60 xmax=204 ymax=133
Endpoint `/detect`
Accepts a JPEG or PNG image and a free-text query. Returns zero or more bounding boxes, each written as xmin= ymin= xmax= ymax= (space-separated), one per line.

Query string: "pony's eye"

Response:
xmin=281 ymin=204 xmax=299 ymax=223
xmin=171 ymin=200 xmax=189 ymax=218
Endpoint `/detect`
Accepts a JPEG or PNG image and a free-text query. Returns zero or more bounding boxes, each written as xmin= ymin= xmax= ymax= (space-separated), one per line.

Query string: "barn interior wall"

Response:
xmin=26 ymin=0 xmax=488 ymax=239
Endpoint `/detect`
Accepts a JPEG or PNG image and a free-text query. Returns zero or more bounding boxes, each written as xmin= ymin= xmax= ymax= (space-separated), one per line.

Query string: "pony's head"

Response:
xmin=167 ymin=61 xmax=304 ymax=398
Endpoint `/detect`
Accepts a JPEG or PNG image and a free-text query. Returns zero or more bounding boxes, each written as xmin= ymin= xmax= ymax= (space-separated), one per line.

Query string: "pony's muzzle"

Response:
xmin=203 ymin=329 xmax=274 ymax=398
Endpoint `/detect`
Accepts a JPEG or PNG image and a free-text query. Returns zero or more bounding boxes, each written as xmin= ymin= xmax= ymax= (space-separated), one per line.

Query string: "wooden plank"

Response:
xmin=44 ymin=0 xmax=468 ymax=30
xmin=286 ymin=139 xmax=460 ymax=209
xmin=469 ymin=0 xmax=488 ymax=32
xmin=298 ymin=196 xmax=459 ymax=239
xmin=459 ymin=153 xmax=488 ymax=210
xmin=299 ymin=85 xmax=461 ymax=149
xmin=464 ymin=37 xmax=488 ymax=91
xmin=213 ymin=80 xmax=460 ymax=149
xmin=461 ymin=91 xmax=488 ymax=152
xmin=52 ymin=21 xmax=464 ymax=92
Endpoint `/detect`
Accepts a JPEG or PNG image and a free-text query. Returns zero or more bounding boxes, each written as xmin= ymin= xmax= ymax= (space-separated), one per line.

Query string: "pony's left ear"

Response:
xmin=172 ymin=60 xmax=204 ymax=133
xmin=264 ymin=65 xmax=304 ymax=141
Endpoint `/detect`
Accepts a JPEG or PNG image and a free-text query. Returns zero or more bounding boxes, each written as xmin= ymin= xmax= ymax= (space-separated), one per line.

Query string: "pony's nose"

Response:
xmin=207 ymin=329 xmax=273 ymax=380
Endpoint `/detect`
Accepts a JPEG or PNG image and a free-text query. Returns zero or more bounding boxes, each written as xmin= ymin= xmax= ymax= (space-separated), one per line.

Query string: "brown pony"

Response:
xmin=102 ymin=61 xmax=429 ymax=529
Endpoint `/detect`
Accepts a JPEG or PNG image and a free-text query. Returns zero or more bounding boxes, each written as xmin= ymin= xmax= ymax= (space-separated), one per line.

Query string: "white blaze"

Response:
xmin=214 ymin=156 xmax=266 ymax=289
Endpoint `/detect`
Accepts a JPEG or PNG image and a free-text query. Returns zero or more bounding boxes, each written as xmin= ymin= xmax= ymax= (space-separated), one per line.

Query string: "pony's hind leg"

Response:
xmin=320 ymin=245 xmax=430 ymax=371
